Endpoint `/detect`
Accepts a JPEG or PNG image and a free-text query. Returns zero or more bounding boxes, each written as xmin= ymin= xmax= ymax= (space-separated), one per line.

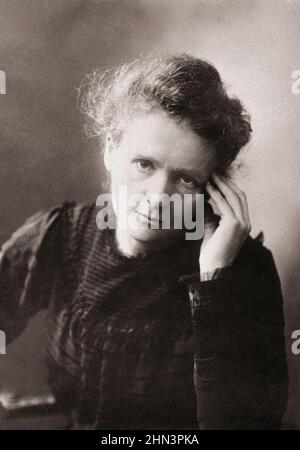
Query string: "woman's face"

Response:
xmin=104 ymin=109 xmax=216 ymax=245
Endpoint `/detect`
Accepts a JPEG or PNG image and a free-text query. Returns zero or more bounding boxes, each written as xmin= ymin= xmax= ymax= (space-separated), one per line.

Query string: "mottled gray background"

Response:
xmin=0 ymin=0 xmax=300 ymax=428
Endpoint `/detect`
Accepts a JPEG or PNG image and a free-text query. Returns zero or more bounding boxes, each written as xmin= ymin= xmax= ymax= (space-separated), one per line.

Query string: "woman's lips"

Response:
xmin=135 ymin=211 xmax=162 ymax=226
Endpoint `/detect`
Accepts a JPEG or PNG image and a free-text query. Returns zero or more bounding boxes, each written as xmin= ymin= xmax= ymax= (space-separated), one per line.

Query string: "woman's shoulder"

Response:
xmin=0 ymin=201 xmax=99 ymax=343
xmin=238 ymin=230 xmax=272 ymax=262
xmin=0 ymin=200 xmax=98 ymax=268
xmin=53 ymin=200 xmax=97 ymax=237
xmin=235 ymin=231 xmax=281 ymax=286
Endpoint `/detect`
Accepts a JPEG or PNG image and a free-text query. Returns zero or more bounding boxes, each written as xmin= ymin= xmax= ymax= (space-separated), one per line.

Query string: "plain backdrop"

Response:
xmin=0 ymin=0 xmax=300 ymax=428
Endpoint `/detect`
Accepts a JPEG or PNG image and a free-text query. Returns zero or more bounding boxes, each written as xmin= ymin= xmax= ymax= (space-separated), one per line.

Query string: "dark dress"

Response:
xmin=0 ymin=201 xmax=288 ymax=429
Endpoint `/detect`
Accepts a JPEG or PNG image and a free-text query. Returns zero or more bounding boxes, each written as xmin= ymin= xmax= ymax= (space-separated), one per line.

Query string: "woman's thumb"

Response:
xmin=203 ymin=202 xmax=219 ymax=241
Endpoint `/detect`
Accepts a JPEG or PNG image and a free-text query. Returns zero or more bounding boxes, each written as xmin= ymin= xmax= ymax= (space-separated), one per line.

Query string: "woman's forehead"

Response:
xmin=119 ymin=111 xmax=216 ymax=173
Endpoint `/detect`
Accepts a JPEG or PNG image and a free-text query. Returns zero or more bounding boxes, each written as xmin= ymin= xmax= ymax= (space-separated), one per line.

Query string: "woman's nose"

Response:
xmin=143 ymin=172 xmax=174 ymax=219
xmin=145 ymin=171 xmax=172 ymax=197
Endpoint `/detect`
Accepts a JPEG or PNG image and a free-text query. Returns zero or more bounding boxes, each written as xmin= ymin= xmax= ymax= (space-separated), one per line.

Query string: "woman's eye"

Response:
xmin=135 ymin=159 xmax=153 ymax=172
xmin=177 ymin=175 xmax=198 ymax=189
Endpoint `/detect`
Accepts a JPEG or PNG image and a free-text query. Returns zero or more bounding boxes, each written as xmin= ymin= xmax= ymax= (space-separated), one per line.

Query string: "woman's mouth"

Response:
xmin=135 ymin=211 xmax=163 ymax=227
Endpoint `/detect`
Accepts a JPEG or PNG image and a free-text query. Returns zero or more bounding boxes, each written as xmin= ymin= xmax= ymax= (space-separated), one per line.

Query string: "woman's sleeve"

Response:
xmin=178 ymin=237 xmax=289 ymax=430
xmin=0 ymin=203 xmax=70 ymax=345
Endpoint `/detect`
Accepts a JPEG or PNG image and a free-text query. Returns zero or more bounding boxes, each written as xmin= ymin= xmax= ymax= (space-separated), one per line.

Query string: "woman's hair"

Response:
xmin=78 ymin=53 xmax=252 ymax=174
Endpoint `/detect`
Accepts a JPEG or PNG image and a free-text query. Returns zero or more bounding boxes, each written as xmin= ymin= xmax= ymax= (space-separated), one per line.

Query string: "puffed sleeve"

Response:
xmin=0 ymin=202 xmax=72 ymax=345
xmin=178 ymin=235 xmax=289 ymax=430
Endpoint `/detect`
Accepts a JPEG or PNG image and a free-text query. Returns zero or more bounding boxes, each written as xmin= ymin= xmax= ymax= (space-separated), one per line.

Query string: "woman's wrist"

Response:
xmin=199 ymin=265 xmax=232 ymax=281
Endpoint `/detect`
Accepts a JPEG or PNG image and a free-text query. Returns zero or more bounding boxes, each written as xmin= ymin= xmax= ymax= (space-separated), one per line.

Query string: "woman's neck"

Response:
xmin=115 ymin=228 xmax=179 ymax=258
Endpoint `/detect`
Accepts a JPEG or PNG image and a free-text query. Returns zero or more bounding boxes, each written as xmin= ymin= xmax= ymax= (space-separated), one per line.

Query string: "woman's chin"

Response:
xmin=119 ymin=212 xmax=183 ymax=243
xmin=127 ymin=225 xmax=181 ymax=243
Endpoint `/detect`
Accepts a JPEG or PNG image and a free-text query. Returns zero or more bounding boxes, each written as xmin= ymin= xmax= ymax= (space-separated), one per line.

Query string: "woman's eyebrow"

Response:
xmin=172 ymin=166 xmax=205 ymax=181
xmin=133 ymin=155 xmax=161 ymax=166
xmin=133 ymin=154 xmax=204 ymax=180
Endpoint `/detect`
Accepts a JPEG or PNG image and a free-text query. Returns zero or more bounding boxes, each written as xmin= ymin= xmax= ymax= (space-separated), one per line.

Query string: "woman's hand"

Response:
xmin=199 ymin=172 xmax=251 ymax=273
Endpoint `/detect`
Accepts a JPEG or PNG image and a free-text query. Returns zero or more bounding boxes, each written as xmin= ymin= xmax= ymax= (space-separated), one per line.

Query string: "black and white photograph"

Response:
xmin=0 ymin=0 xmax=300 ymax=432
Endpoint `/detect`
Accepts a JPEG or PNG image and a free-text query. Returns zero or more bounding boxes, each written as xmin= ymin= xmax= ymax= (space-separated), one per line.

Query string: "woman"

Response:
xmin=0 ymin=54 xmax=288 ymax=430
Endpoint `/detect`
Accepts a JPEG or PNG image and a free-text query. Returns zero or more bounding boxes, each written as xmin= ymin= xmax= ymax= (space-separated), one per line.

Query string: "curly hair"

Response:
xmin=78 ymin=53 xmax=252 ymax=174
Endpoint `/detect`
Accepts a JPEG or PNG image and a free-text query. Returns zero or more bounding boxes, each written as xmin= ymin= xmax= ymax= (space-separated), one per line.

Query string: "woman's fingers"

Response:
xmin=218 ymin=174 xmax=251 ymax=231
xmin=206 ymin=181 xmax=236 ymax=221
xmin=218 ymin=175 xmax=251 ymax=230
xmin=203 ymin=202 xmax=218 ymax=242
xmin=223 ymin=173 xmax=251 ymax=231
xmin=207 ymin=196 xmax=221 ymax=218
xmin=211 ymin=173 xmax=244 ymax=222
xmin=209 ymin=173 xmax=251 ymax=232
xmin=204 ymin=201 xmax=220 ymax=226
xmin=211 ymin=173 xmax=251 ymax=231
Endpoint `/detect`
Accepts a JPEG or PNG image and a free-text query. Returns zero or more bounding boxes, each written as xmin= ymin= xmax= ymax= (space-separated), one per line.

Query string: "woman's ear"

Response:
xmin=103 ymin=132 xmax=113 ymax=172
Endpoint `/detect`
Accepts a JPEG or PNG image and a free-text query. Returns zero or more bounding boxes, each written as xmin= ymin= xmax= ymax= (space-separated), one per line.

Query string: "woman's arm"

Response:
xmin=180 ymin=239 xmax=288 ymax=430
xmin=0 ymin=204 xmax=65 ymax=345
